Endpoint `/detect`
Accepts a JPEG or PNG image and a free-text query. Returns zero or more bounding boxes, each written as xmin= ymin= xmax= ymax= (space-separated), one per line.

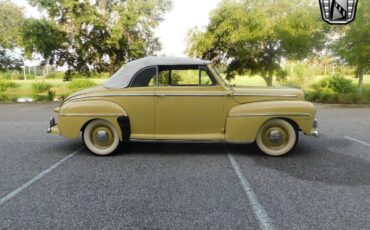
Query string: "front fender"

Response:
xmin=225 ymin=101 xmax=316 ymax=143
xmin=57 ymin=99 xmax=128 ymax=140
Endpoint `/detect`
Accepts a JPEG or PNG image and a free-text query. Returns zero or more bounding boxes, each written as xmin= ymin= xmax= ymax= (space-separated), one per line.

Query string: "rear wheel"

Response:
xmin=256 ymin=119 xmax=298 ymax=157
xmin=83 ymin=119 xmax=120 ymax=156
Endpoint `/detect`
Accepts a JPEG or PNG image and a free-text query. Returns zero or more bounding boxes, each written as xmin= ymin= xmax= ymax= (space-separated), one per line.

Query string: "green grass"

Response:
xmin=0 ymin=79 xmax=106 ymax=100
xmin=227 ymin=75 xmax=370 ymax=89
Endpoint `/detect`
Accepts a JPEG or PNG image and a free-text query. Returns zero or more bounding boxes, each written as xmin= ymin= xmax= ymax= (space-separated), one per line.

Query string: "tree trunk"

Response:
xmin=109 ymin=57 xmax=117 ymax=75
xmin=358 ymin=67 xmax=365 ymax=96
xmin=332 ymin=66 xmax=335 ymax=77
xmin=263 ymin=76 xmax=273 ymax=87
xmin=23 ymin=66 xmax=26 ymax=80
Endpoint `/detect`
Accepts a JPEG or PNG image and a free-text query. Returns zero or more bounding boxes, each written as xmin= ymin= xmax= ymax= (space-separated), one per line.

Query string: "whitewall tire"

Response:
xmin=256 ymin=119 xmax=298 ymax=157
xmin=83 ymin=119 xmax=120 ymax=156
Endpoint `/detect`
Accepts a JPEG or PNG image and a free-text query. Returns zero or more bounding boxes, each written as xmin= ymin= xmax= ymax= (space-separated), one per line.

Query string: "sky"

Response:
xmin=13 ymin=0 xmax=222 ymax=57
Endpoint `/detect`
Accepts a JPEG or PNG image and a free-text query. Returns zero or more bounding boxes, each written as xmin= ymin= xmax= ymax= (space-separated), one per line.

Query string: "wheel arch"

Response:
xmin=57 ymin=99 xmax=130 ymax=141
xmin=225 ymin=101 xmax=315 ymax=143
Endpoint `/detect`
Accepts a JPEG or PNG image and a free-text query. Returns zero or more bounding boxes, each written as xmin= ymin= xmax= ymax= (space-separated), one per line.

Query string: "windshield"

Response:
xmin=208 ymin=64 xmax=231 ymax=88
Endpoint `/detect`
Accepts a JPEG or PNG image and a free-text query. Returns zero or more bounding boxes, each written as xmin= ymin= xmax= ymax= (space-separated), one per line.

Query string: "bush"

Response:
xmin=313 ymin=75 xmax=355 ymax=94
xmin=0 ymin=80 xmax=19 ymax=92
xmin=63 ymin=70 xmax=110 ymax=81
xmin=90 ymin=72 xmax=110 ymax=79
xmin=338 ymin=93 xmax=361 ymax=104
xmin=306 ymin=87 xmax=338 ymax=103
xmin=45 ymin=72 xmax=65 ymax=79
xmin=32 ymin=89 xmax=56 ymax=101
xmin=67 ymin=79 xmax=97 ymax=92
xmin=0 ymin=71 xmax=36 ymax=80
xmin=32 ymin=81 xmax=53 ymax=94
xmin=286 ymin=64 xmax=315 ymax=87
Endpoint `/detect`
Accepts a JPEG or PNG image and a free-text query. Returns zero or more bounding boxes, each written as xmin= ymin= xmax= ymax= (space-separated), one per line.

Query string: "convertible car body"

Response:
xmin=48 ymin=56 xmax=318 ymax=156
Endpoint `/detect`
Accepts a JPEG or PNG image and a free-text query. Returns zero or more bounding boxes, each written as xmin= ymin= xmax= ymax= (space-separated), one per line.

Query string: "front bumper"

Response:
xmin=47 ymin=117 xmax=61 ymax=135
xmin=312 ymin=119 xmax=319 ymax=137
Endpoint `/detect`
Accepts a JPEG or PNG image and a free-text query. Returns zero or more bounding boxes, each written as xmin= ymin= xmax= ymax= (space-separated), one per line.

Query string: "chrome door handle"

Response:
xmin=156 ymin=94 xmax=166 ymax=97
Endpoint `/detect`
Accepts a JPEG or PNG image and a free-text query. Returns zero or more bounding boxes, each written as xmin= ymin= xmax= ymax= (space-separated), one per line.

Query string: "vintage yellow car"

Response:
xmin=48 ymin=56 xmax=318 ymax=156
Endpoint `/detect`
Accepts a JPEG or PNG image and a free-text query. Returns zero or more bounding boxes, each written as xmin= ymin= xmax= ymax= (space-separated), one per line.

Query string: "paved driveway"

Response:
xmin=0 ymin=103 xmax=369 ymax=229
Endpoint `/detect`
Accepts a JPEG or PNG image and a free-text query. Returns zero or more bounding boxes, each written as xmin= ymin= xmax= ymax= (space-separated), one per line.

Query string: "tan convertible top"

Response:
xmin=103 ymin=56 xmax=211 ymax=89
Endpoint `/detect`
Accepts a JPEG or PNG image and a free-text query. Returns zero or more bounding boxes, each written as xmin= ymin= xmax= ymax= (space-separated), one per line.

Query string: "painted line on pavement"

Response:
xmin=227 ymin=153 xmax=274 ymax=230
xmin=0 ymin=147 xmax=83 ymax=206
xmin=344 ymin=136 xmax=370 ymax=147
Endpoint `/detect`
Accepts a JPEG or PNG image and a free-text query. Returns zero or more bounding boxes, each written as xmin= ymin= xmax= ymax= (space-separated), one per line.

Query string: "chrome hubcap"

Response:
xmin=268 ymin=130 xmax=283 ymax=143
xmin=262 ymin=126 xmax=288 ymax=149
xmin=95 ymin=130 xmax=109 ymax=143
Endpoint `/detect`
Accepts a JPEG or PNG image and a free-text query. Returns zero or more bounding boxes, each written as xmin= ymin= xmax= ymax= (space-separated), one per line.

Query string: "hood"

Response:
xmin=232 ymin=87 xmax=304 ymax=104
xmin=64 ymin=86 xmax=107 ymax=102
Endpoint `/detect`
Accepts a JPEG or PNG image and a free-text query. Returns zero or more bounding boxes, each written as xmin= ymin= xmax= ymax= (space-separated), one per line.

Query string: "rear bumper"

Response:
xmin=47 ymin=117 xmax=61 ymax=135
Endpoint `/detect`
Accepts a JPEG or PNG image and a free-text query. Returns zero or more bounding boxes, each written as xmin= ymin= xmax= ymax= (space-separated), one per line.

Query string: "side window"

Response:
xmin=171 ymin=69 xmax=199 ymax=86
xmin=130 ymin=67 xmax=157 ymax=88
xmin=158 ymin=66 xmax=217 ymax=86
xmin=200 ymin=67 xmax=214 ymax=86
xmin=158 ymin=70 xmax=170 ymax=86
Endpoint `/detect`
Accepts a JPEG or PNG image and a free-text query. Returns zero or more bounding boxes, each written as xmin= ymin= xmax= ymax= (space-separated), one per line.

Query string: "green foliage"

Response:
xmin=63 ymin=71 xmax=110 ymax=81
xmin=338 ymin=93 xmax=361 ymax=104
xmin=314 ymin=76 xmax=355 ymax=94
xmin=306 ymin=76 xmax=360 ymax=104
xmin=90 ymin=72 xmax=110 ymax=79
xmin=23 ymin=0 xmax=172 ymax=75
xmin=0 ymin=95 xmax=17 ymax=102
xmin=46 ymin=89 xmax=55 ymax=101
xmin=0 ymin=79 xmax=19 ymax=92
xmin=21 ymin=18 xmax=67 ymax=63
xmin=31 ymin=81 xmax=52 ymax=94
xmin=33 ymin=89 xmax=55 ymax=101
xmin=45 ymin=72 xmax=65 ymax=79
xmin=286 ymin=64 xmax=314 ymax=87
xmin=332 ymin=1 xmax=370 ymax=94
xmin=0 ymin=1 xmax=24 ymax=71
xmin=67 ymin=79 xmax=97 ymax=92
xmin=187 ymin=0 xmax=325 ymax=86
xmin=0 ymin=0 xmax=23 ymax=48
xmin=0 ymin=48 xmax=23 ymax=71
xmin=0 ymin=71 xmax=34 ymax=80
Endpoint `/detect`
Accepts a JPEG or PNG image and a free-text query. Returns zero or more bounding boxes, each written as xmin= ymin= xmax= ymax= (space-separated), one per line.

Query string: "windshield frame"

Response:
xmin=207 ymin=64 xmax=232 ymax=89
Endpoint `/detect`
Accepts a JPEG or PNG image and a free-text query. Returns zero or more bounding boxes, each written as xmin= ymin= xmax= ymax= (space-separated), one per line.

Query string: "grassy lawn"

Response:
xmin=1 ymin=79 xmax=106 ymax=99
xmin=229 ymin=75 xmax=370 ymax=89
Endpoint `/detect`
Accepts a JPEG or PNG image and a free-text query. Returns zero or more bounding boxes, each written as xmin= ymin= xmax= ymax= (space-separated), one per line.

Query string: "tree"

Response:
xmin=0 ymin=0 xmax=24 ymax=71
xmin=333 ymin=1 xmax=370 ymax=95
xmin=186 ymin=0 xmax=326 ymax=86
xmin=0 ymin=48 xmax=23 ymax=71
xmin=23 ymin=0 xmax=171 ymax=76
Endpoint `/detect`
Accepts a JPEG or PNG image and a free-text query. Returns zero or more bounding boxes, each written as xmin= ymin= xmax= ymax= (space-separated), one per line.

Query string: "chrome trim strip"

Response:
xmin=233 ymin=94 xmax=298 ymax=97
xmin=74 ymin=94 xmax=154 ymax=98
xmin=155 ymin=94 xmax=226 ymax=97
xmin=130 ymin=139 xmax=224 ymax=143
xmin=59 ymin=113 xmax=120 ymax=117
xmin=72 ymin=93 xmax=296 ymax=98
xmin=229 ymin=113 xmax=311 ymax=117
xmin=74 ymin=93 xmax=227 ymax=98
xmin=130 ymin=139 xmax=253 ymax=144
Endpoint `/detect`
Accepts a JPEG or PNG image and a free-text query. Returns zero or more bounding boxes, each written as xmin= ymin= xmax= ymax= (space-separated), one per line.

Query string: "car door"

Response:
xmin=116 ymin=66 xmax=157 ymax=139
xmin=155 ymin=65 xmax=227 ymax=140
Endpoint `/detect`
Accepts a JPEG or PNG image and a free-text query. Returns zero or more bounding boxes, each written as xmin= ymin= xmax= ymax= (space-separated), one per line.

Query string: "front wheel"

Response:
xmin=83 ymin=119 xmax=120 ymax=156
xmin=256 ymin=119 xmax=298 ymax=157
